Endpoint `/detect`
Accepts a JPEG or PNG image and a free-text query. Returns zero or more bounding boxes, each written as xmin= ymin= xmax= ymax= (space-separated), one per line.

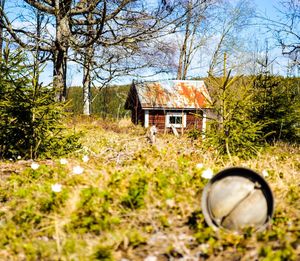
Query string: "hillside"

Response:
xmin=0 ymin=117 xmax=299 ymax=260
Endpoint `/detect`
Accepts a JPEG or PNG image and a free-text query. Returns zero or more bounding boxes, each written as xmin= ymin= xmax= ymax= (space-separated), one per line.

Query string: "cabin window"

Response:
xmin=169 ymin=116 xmax=182 ymax=125
xmin=166 ymin=112 xmax=186 ymax=128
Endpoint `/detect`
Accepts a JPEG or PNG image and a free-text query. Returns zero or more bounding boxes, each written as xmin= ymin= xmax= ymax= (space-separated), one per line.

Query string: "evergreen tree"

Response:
xmin=205 ymin=71 xmax=263 ymax=159
xmin=252 ymin=73 xmax=300 ymax=143
xmin=0 ymin=47 xmax=80 ymax=159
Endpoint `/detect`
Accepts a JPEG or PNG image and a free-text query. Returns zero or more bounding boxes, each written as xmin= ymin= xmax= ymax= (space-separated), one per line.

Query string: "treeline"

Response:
xmin=67 ymin=85 xmax=130 ymax=119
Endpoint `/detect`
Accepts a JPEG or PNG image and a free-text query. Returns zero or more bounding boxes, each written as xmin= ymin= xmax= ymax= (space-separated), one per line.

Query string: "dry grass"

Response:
xmin=0 ymin=117 xmax=299 ymax=260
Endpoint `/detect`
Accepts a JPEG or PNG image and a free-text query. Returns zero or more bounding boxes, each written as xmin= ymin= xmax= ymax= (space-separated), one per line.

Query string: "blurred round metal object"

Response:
xmin=201 ymin=167 xmax=274 ymax=232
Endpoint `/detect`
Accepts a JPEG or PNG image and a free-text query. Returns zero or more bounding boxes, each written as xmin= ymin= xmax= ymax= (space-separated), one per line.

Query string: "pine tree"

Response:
xmin=205 ymin=71 xmax=263 ymax=159
xmin=252 ymin=73 xmax=300 ymax=143
xmin=0 ymin=47 xmax=80 ymax=159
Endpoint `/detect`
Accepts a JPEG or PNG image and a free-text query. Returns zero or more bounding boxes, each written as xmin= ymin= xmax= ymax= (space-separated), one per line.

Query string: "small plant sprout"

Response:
xmin=196 ymin=163 xmax=204 ymax=169
xmin=60 ymin=158 xmax=68 ymax=165
xmin=82 ymin=155 xmax=89 ymax=163
xmin=201 ymin=168 xmax=213 ymax=179
xmin=73 ymin=166 xmax=84 ymax=175
xmin=51 ymin=183 xmax=62 ymax=193
xmin=262 ymin=169 xmax=269 ymax=177
xmin=31 ymin=162 xmax=40 ymax=170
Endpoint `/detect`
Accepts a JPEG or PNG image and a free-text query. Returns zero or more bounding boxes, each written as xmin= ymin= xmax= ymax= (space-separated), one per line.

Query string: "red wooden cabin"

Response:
xmin=125 ymin=80 xmax=213 ymax=133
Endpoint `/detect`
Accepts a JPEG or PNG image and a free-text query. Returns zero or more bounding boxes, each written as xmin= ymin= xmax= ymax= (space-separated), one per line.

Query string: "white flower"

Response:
xmin=82 ymin=155 xmax=89 ymax=163
xmin=144 ymin=256 xmax=157 ymax=261
xmin=166 ymin=198 xmax=175 ymax=208
xmin=202 ymin=168 xmax=213 ymax=179
xmin=72 ymin=165 xmax=84 ymax=175
xmin=51 ymin=183 xmax=62 ymax=193
xmin=196 ymin=163 xmax=204 ymax=169
xmin=9 ymin=158 xmax=13 ymax=161
xmin=199 ymin=243 xmax=209 ymax=252
xmin=262 ymin=169 xmax=269 ymax=177
xmin=60 ymin=158 xmax=68 ymax=165
xmin=17 ymin=155 xmax=21 ymax=160
xmin=31 ymin=162 xmax=40 ymax=170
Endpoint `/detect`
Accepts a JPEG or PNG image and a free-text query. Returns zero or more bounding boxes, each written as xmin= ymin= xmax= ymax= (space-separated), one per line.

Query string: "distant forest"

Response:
xmin=67 ymin=85 xmax=130 ymax=119
xmin=67 ymin=75 xmax=300 ymax=121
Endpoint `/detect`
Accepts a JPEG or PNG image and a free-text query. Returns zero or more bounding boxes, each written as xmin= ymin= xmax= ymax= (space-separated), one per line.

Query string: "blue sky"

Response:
xmin=50 ymin=0 xmax=292 ymax=86
xmin=252 ymin=0 xmax=293 ymax=75
xmin=3 ymin=0 xmax=291 ymax=86
xmin=254 ymin=0 xmax=278 ymax=14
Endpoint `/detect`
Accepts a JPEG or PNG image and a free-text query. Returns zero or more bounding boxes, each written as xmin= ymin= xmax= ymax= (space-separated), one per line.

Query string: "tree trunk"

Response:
xmin=83 ymin=48 xmax=92 ymax=115
xmin=53 ymin=47 xmax=67 ymax=101
xmin=177 ymin=46 xmax=185 ymax=80
xmin=177 ymin=26 xmax=189 ymax=80
xmin=0 ymin=0 xmax=5 ymax=60
xmin=83 ymin=7 xmax=94 ymax=115
xmin=33 ymin=8 xmax=42 ymax=87
xmin=53 ymin=2 xmax=71 ymax=101
xmin=182 ymin=54 xmax=189 ymax=80
xmin=177 ymin=1 xmax=191 ymax=80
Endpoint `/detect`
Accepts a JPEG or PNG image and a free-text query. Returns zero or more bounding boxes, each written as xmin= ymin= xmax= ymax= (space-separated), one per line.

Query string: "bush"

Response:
xmin=0 ymin=47 xmax=80 ymax=159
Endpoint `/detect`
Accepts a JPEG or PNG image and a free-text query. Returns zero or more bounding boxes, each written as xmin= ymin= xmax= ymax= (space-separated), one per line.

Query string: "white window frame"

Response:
xmin=144 ymin=110 xmax=149 ymax=128
xmin=166 ymin=112 xmax=187 ymax=128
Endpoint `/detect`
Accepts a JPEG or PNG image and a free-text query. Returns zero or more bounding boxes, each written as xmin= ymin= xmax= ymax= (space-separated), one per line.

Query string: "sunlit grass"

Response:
xmin=0 ymin=117 xmax=299 ymax=260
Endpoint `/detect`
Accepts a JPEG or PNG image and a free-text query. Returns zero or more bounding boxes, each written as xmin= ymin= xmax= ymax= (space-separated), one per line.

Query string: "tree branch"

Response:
xmin=70 ymin=1 xmax=107 ymax=48
xmin=71 ymin=0 xmax=102 ymax=15
xmin=0 ymin=6 xmax=52 ymax=52
xmin=24 ymin=0 xmax=55 ymax=14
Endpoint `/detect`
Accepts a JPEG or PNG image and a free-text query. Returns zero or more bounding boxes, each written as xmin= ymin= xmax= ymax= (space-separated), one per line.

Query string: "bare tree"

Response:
xmin=73 ymin=1 xmax=183 ymax=115
xmin=78 ymin=35 xmax=178 ymax=115
xmin=0 ymin=0 xmax=183 ymax=103
xmin=275 ymin=0 xmax=299 ymax=68
xmin=176 ymin=0 xmax=213 ymax=80
xmin=208 ymin=0 xmax=255 ymax=75
xmin=32 ymin=7 xmax=51 ymax=87
xmin=82 ymin=2 xmax=94 ymax=116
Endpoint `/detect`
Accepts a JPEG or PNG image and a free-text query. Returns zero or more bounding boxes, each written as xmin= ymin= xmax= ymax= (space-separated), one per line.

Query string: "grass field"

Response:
xmin=0 ymin=117 xmax=299 ymax=260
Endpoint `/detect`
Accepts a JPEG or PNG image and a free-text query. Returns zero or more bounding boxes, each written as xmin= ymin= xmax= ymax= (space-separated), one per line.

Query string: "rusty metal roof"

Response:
xmin=135 ymin=80 xmax=212 ymax=109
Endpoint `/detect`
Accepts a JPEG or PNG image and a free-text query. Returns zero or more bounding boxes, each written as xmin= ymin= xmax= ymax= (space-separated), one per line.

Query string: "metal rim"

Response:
xmin=201 ymin=167 xmax=274 ymax=232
